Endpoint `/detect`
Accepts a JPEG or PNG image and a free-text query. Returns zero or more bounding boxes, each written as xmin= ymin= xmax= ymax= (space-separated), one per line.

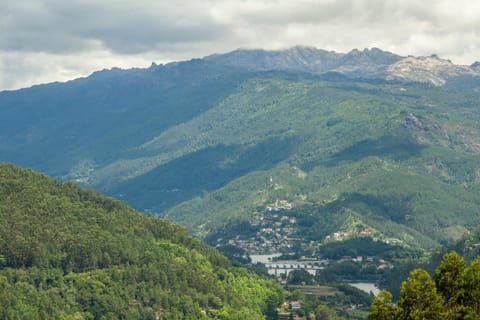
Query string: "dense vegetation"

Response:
xmin=2 ymin=49 xmax=480 ymax=248
xmin=317 ymin=238 xmax=422 ymax=261
xmin=159 ymin=77 xmax=480 ymax=247
xmin=0 ymin=164 xmax=283 ymax=319
xmin=377 ymin=226 xmax=480 ymax=300
xmin=369 ymin=252 xmax=480 ymax=319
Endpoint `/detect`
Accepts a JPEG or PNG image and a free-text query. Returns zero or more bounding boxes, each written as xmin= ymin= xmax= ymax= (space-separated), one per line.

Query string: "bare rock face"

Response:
xmin=205 ymin=46 xmax=343 ymax=73
xmin=386 ymin=55 xmax=480 ymax=86
xmin=205 ymin=47 xmax=402 ymax=78
xmin=403 ymin=113 xmax=422 ymax=129
xmin=332 ymin=48 xmax=402 ymax=78
xmin=208 ymin=47 xmax=480 ymax=87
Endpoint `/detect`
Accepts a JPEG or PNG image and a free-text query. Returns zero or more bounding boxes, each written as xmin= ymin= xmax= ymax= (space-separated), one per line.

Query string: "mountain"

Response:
xmin=0 ymin=60 xmax=249 ymax=178
xmin=205 ymin=47 xmax=480 ymax=86
xmin=157 ymin=78 xmax=480 ymax=248
xmin=0 ymin=163 xmax=282 ymax=319
xmin=205 ymin=46 xmax=402 ymax=79
xmin=386 ymin=55 xmax=480 ymax=86
xmin=1 ymin=47 xmax=480 ymax=249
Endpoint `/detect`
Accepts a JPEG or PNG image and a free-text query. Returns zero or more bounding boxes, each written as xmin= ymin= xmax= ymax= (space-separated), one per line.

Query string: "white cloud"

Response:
xmin=1 ymin=0 xmax=479 ymax=90
xmin=0 ymin=50 xmax=166 ymax=90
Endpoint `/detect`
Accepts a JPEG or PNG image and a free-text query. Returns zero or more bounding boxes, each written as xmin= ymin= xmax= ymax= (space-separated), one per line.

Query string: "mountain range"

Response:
xmin=1 ymin=46 xmax=480 ymax=249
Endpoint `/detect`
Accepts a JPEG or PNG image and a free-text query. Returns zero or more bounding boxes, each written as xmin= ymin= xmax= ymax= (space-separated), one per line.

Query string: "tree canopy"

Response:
xmin=0 ymin=163 xmax=283 ymax=319
xmin=368 ymin=252 xmax=480 ymax=320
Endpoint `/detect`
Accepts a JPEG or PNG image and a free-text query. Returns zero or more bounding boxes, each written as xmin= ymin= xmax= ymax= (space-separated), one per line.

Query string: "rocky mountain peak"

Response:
xmin=334 ymin=48 xmax=402 ymax=76
xmin=192 ymin=47 xmax=479 ymax=87
xmin=386 ymin=55 xmax=480 ymax=86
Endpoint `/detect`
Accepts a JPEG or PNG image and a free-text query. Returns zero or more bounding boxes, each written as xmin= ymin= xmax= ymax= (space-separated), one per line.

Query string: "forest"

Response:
xmin=0 ymin=163 xmax=283 ymax=319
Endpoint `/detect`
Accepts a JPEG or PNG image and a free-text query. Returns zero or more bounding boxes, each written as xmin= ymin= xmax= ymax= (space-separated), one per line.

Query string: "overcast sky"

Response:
xmin=1 ymin=0 xmax=479 ymax=91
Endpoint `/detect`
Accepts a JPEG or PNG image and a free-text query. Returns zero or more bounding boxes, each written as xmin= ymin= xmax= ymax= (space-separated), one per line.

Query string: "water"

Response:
xmin=347 ymin=282 xmax=380 ymax=296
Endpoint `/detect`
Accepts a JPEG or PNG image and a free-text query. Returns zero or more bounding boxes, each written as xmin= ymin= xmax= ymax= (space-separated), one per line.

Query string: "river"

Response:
xmin=347 ymin=282 xmax=380 ymax=296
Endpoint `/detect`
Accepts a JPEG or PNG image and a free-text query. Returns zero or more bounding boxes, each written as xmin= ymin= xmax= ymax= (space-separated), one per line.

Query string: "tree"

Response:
xmin=369 ymin=253 xmax=480 ymax=320
xmin=459 ymin=257 xmax=480 ymax=317
xmin=265 ymin=295 xmax=279 ymax=320
xmin=398 ymin=269 xmax=443 ymax=320
xmin=434 ymin=251 xmax=465 ymax=318
xmin=315 ymin=303 xmax=340 ymax=320
xmin=287 ymin=269 xmax=314 ymax=285
xmin=368 ymin=290 xmax=399 ymax=320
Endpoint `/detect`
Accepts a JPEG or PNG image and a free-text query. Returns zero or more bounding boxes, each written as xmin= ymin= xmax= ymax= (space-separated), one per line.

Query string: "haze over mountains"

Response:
xmin=1 ymin=46 xmax=480 ymax=249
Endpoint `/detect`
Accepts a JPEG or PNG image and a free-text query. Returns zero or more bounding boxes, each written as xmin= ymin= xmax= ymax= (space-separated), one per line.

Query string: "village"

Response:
xmin=216 ymin=199 xmax=401 ymax=252
xmin=213 ymin=199 xmax=398 ymax=287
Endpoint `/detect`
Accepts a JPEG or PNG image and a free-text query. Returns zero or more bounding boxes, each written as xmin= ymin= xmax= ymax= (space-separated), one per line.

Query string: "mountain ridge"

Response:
xmin=3 ymin=46 xmax=478 ymax=94
xmin=1 ymin=46 xmax=480 ymax=249
xmin=205 ymin=46 xmax=480 ymax=86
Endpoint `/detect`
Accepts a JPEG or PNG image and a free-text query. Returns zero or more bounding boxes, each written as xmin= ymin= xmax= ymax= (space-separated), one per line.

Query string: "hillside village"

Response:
xmin=215 ymin=199 xmax=403 ymax=254
xmin=212 ymin=199 xmax=401 ymax=281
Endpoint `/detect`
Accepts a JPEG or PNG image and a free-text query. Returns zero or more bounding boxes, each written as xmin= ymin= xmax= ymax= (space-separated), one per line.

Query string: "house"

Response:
xmin=290 ymin=301 xmax=301 ymax=310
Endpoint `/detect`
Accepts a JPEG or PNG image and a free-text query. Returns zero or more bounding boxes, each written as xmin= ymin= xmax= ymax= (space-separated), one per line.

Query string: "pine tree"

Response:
xmin=459 ymin=257 xmax=480 ymax=317
xmin=398 ymin=269 xmax=443 ymax=320
xmin=368 ymin=290 xmax=399 ymax=320
xmin=434 ymin=251 xmax=465 ymax=319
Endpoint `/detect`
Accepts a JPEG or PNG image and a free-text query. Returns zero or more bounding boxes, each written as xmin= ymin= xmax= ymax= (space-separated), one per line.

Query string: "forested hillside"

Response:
xmin=162 ymin=77 xmax=480 ymax=247
xmin=2 ymin=48 xmax=480 ymax=247
xmin=0 ymin=163 xmax=283 ymax=319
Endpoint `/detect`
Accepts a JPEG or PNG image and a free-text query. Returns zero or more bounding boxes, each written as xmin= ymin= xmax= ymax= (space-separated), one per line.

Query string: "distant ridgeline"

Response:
xmin=0 ymin=163 xmax=283 ymax=319
xmin=1 ymin=47 xmax=480 ymax=248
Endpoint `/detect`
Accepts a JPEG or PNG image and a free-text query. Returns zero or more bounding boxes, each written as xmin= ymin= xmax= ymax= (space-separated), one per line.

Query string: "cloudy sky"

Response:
xmin=1 ymin=0 xmax=480 ymax=91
